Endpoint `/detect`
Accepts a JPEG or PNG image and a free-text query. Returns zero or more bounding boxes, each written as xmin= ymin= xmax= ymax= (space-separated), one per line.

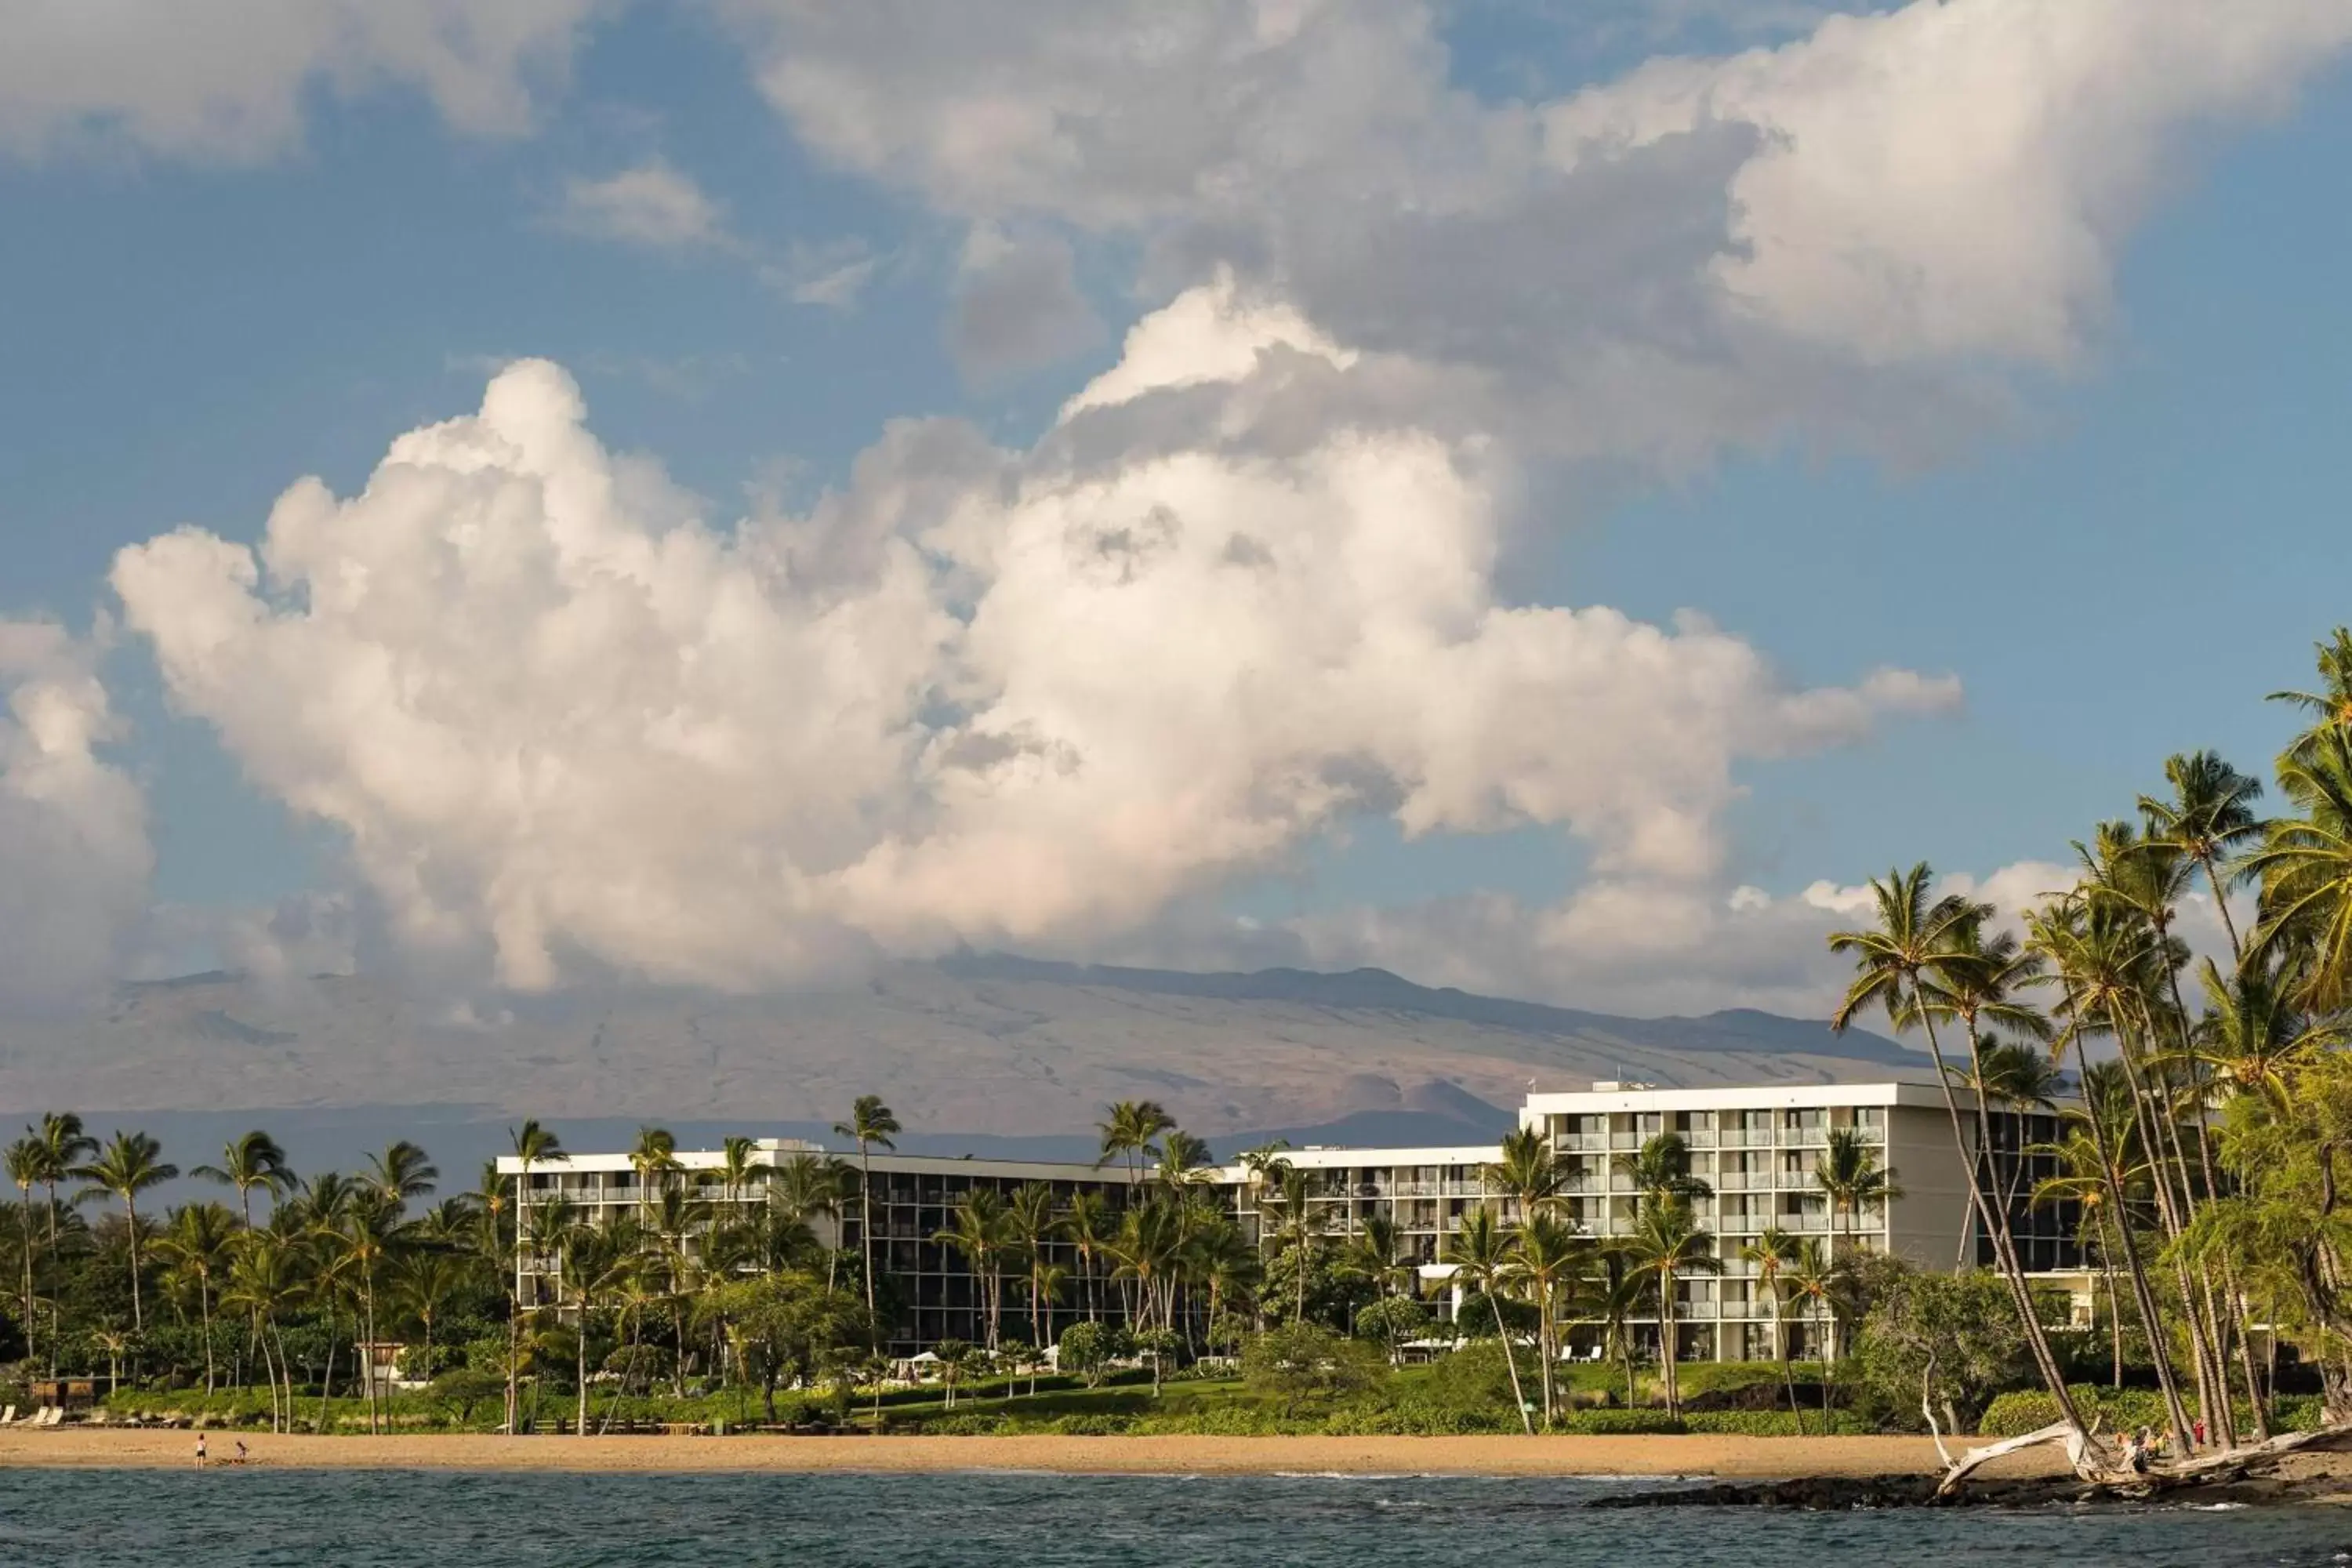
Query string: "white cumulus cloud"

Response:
xmin=113 ymin=292 xmax=1957 ymax=993
xmin=556 ymin=160 xmax=731 ymax=250
xmin=0 ymin=621 xmax=153 ymax=1011
xmin=0 ymin=0 xmax=597 ymax=163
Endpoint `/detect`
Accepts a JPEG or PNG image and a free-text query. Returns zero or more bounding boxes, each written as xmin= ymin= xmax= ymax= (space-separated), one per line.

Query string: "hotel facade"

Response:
xmin=500 ymin=1078 xmax=2080 ymax=1362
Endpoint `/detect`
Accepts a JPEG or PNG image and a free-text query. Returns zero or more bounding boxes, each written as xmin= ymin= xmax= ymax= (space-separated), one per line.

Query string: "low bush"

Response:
xmin=1555 ymin=1409 xmax=1687 ymax=1435
xmin=1681 ymin=1410 xmax=1872 ymax=1436
xmin=1979 ymin=1386 xmax=2318 ymax=1441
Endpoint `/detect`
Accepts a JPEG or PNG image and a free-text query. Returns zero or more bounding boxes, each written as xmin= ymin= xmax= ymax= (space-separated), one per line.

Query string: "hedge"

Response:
xmin=1980 ymin=1386 xmax=2325 ymax=1440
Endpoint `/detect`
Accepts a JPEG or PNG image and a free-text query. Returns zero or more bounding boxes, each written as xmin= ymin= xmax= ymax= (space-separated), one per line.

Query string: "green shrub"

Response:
xmin=1048 ymin=1414 xmax=1135 ymax=1435
xmin=1978 ymin=1385 xmax=2310 ymax=1440
xmin=1682 ymin=1410 xmax=1872 ymax=1436
xmin=1555 ymin=1409 xmax=1688 ymax=1435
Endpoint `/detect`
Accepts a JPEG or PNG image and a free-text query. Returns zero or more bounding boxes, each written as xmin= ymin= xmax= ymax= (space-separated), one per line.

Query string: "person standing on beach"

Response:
xmin=195 ymin=1434 xmax=207 ymax=1468
xmin=234 ymin=1439 xmax=248 ymax=1465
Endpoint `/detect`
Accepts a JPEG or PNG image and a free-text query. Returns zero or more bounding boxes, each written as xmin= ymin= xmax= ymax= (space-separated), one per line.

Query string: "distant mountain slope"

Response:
xmin=0 ymin=957 xmax=1926 ymax=1141
xmin=940 ymin=954 xmax=1922 ymax=1067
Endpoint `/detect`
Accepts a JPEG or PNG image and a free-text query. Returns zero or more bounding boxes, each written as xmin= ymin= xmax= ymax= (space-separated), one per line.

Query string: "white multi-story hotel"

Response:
xmin=501 ymin=1078 xmax=2078 ymax=1363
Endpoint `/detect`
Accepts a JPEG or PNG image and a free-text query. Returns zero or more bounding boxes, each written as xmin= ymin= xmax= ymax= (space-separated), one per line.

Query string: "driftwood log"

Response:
xmin=1935 ymin=1417 xmax=2352 ymax=1498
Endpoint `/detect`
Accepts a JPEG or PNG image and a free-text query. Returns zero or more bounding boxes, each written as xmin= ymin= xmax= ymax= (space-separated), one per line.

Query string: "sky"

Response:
xmin=2 ymin=0 xmax=2349 ymax=1022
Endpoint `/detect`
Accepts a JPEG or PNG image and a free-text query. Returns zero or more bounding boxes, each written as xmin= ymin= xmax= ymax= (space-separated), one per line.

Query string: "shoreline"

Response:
xmin=0 ymin=1430 xmax=2074 ymax=1478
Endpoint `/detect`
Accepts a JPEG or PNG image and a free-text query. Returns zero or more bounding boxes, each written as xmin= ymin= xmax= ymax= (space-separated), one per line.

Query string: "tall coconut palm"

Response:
xmin=2027 ymin=895 xmax=2198 ymax=1452
xmin=1008 ymin=1182 xmax=1061 ymax=1374
xmin=25 ymin=1113 xmax=94 ymax=1376
xmin=1336 ymin=1211 xmax=1406 ymax=1301
xmin=194 ymin=1130 xmax=295 ymax=1229
xmin=2191 ymin=953 xmax=2339 ymax=1106
xmin=558 ymin=1217 xmax=638 ymax=1435
xmin=506 ymin=1120 xmax=564 ymax=1433
xmin=1612 ymin=1131 xmax=1709 ymax=1214
xmin=367 ymin=1140 xmax=439 ymax=1215
xmin=1062 ymin=1189 xmax=1115 ymax=1321
xmin=1782 ymin=1237 xmax=1838 ymax=1427
xmin=1261 ymin=1165 xmax=1320 ymax=1324
xmin=935 ymin=1187 xmax=1015 ymax=1348
xmin=1740 ymin=1225 xmax=1802 ymax=1428
xmin=2140 ymin=750 xmax=2265 ymax=960
xmin=1830 ymin=866 xmax=2088 ymax=1437
xmin=2267 ymin=626 xmax=2352 ymax=768
xmin=152 ymin=1201 xmax=238 ymax=1393
xmin=1813 ymin=1126 xmax=1903 ymax=1265
xmin=1096 ymin=1100 xmax=1174 ymax=1182
xmin=1490 ymin=1127 xmax=1566 ymax=1214
xmin=5 ymin=1137 xmax=38 ymax=1353
xmin=2248 ymin=728 xmax=2352 ymax=1012
xmin=1621 ymin=1196 xmax=1720 ymax=1419
xmin=833 ymin=1096 xmax=900 ymax=1340
xmin=71 ymin=1130 xmax=177 ymax=1330
xmin=1443 ymin=1206 xmax=1532 ymax=1433
xmin=391 ymin=1247 xmax=475 ymax=1390
xmin=627 ymin=1125 xmax=681 ymax=1223
xmin=223 ymin=1228 xmax=299 ymax=1431
xmin=1501 ymin=1211 xmax=1591 ymax=1428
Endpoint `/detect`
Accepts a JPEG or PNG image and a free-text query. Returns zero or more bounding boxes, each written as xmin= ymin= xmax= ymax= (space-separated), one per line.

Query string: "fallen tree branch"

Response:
xmin=1937 ymin=1417 xmax=2352 ymax=1499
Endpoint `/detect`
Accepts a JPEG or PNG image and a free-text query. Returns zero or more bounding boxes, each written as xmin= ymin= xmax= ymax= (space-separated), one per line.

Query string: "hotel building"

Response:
xmin=502 ymin=1078 xmax=2079 ymax=1363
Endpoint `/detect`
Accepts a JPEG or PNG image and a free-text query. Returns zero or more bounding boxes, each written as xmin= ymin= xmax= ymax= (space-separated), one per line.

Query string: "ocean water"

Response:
xmin=2 ymin=1470 xmax=2347 ymax=1566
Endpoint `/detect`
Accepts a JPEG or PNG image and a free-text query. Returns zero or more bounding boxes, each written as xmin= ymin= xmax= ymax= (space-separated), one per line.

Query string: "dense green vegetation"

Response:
xmin=9 ymin=627 xmax=2352 ymax=1446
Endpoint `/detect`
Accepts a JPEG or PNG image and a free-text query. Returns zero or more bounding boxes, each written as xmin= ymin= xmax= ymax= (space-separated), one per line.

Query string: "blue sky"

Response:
xmin=2 ymin=1 xmax=2347 ymax=1016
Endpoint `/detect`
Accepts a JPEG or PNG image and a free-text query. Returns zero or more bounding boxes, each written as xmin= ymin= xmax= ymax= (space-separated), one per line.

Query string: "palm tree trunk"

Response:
xmin=200 ymin=1279 xmax=216 ymax=1396
xmin=2101 ymin=1243 xmax=2124 ymax=1390
xmin=1918 ymin=1005 xmax=2085 ymax=1433
xmin=2108 ymin=1019 xmax=2221 ymax=1446
xmin=2071 ymin=1031 xmax=2193 ymax=1449
xmin=1490 ymin=1291 xmax=1533 ymax=1435
xmin=125 ymin=1195 xmax=143 ymax=1330
xmin=1660 ymin=1265 xmax=1678 ymax=1418
xmin=577 ymin=1295 xmax=590 ymax=1437
xmin=1776 ymin=1300 xmax=1800 ymax=1434
xmin=858 ymin=1146 xmax=878 ymax=1343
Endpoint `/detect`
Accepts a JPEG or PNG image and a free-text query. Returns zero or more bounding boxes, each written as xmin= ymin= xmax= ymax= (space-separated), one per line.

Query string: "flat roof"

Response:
xmin=495 ymin=1149 xmax=1144 ymax=1184
xmin=1522 ymin=1080 xmax=1969 ymax=1115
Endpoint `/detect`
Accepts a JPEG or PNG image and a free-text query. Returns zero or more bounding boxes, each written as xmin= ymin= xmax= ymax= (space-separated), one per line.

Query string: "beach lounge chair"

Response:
xmin=1 ymin=1404 xmax=16 ymax=1425
xmin=34 ymin=1406 xmax=63 ymax=1427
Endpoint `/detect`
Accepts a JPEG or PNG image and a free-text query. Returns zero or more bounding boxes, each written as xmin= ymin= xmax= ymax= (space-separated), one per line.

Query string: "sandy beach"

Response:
xmin=0 ymin=1428 xmax=2075 ymax=1478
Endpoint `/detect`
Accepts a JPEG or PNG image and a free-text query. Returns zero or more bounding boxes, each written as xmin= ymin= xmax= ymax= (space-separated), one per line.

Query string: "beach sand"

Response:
xmin=0 ymin=1428 xmax=2076 ymax=1477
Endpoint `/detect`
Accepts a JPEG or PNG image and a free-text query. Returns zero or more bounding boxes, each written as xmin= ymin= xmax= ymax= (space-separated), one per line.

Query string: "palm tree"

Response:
xmin=2192 ymin=953 xmax=2339 ymax=1105
xmin=1261 ymin=1165 xmax=1320 ymax=1324
xmin=1105 ymin=1196 xmax=1185 ymax=1336
xmin=223 ymin=1229 xmax=299 ymax=1431
xmin=2140 ymin=750 xmax=2265 ymax=960
xmin=1501 ymin=1211 xmax=1589 ymax=1428
xmin=1336 ymin=1211 xmax=1406 ymax=1301
xmin=1613 ymin=1131 xmax=1708 ymax=1213
xmin=1008 ymin=1182 xmax=1061 ymax=1380
xmin=628 ymin=1125 xmax=681 ymax=1222
xmin=2027 ymin=895 xmax=2198 ymax=1451
xmin=1621 ymin=1196 xmax=1720 ymax=1419
xmin=5 ymin=1137 xmax=38 ymax=1354
xmin=1489 ymin=1126 xmax=1566 ymax=1220
xmin=71 ymin=1130 xmax=177 ymax=1330
xmin=2267 ymin=626 xmax=2352 ymax=768
xmin=558 ymin=1218 xmax=638 ymax=1435
xmin=1097 ymin=1100 xmax=1174 ymax=1182
xmin=367 ymin=1140 xmax=439 ymax=1215
xmin=152 ymin=1201 xmax=237 ymax=1393
xmin=1813 ymin=1126 xmax=1904 ymax=1265
xmin=1062 ymin=1189 xmax=1115 ymax=1322
xmin=391 ymin=1247 xmax=474 ymax=1389
xmin=1740 ymin=1225 xmax=1802 ymax=1428
xmin=934 ymin=1188 xmax=1014 ymax=1349
xmin=833 ymin=1096 xmax=900 ymax=1339
xmin=1831 ymin=866 xmax=2088 ymax=1437
xmin=26 ymin=1112 xmax=94 ymax=1377
xmin=1783 ymin=1236 xmax=1838 ymax=1428
xmin=2248 ymin=728 xmax=2352 ymax=1012
xmin=1156 ymin=1130 xmax=1214 ymax=1189
xmin=194 ymin=1131 xmax=295 ymax=1229
xmin=1443 ymin=1206 xmax=1531 ymax=1433
xmin=506 ymin=1120 xmax=564 ymax=1433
